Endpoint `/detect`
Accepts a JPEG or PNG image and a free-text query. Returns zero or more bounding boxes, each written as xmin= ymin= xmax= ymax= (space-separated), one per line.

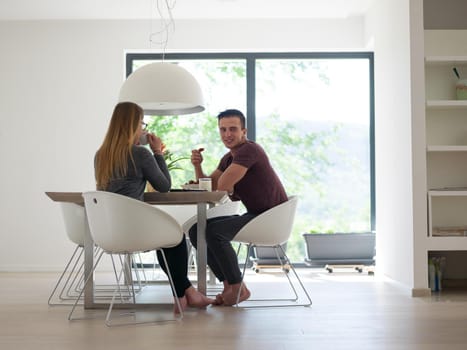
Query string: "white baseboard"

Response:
xmin=412 ymin=288 xmax=431 ymax=297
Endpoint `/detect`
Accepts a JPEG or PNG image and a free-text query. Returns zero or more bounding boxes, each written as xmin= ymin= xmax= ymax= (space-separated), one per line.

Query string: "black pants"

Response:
xmin=188 ymin=213 xmax=257 ymax=285
xmin=156 ymin=234 xmax=191 ymax=298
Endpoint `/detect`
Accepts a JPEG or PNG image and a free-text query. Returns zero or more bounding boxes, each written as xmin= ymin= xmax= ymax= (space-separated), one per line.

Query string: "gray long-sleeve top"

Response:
xmin=103 ymin=145 xmax=171 ymax=201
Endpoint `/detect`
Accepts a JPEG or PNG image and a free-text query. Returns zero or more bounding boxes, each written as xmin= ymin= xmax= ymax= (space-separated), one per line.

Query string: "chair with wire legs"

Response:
xmin=232 ymin=196 xmax=312 ymax=308
xmin=48 ymin=202 xmax=144 ymax=306
xmin=69 ymin=191 xmax=185 ymax=326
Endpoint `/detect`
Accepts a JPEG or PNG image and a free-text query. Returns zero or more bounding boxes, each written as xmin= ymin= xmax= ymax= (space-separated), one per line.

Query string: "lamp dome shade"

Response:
xmin=118 ymin=62 xmax=205 ymax=116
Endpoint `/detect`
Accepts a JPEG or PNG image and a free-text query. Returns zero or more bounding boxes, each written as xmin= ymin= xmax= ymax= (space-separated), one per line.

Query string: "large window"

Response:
xmin=127 ymin=52 xmax=374 ymax=263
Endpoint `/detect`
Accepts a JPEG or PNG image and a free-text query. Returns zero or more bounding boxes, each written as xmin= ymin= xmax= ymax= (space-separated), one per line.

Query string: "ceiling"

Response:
xmin=0 ymin=0 xmax=372 ymax=20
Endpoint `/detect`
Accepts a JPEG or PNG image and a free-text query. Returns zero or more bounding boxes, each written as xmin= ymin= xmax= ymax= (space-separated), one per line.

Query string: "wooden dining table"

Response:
xmin=46 ymin=190 xmax=228 ymax=309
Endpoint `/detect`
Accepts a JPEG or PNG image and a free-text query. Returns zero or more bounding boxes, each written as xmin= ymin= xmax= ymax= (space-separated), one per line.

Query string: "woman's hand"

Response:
xmin=147 ymin=133 xmax=165 ymax=155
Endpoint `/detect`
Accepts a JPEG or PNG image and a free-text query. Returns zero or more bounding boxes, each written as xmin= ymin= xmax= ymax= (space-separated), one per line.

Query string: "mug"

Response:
xmin=139 ymin=132 xmax=149 ymax=145
xmin=199 ymin=178 xmax=212 ymax=191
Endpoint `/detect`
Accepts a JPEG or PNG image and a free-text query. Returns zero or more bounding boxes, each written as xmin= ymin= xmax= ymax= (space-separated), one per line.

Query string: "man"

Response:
xmin=188 ymin=109 xmax=288 ymax=306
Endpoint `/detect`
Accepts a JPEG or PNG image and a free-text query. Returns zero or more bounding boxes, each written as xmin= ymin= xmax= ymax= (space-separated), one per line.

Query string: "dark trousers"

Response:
xmin=156 ymin=234 xmax=191 ymax=298
xmin=188 ymin=213 xmax=257 ymax=285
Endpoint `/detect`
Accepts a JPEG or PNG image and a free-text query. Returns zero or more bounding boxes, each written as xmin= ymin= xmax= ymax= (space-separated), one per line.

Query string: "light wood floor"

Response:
xmin=1 ymin=268 xmax=467 ymax=350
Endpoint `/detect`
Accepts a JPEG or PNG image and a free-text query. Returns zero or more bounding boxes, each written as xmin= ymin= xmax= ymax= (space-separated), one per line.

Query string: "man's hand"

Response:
xmin=191 ymin=148 xmax=205 ymax=166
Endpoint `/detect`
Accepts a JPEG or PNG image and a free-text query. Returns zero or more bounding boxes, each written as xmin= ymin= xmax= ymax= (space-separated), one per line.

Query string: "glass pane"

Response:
xmin=132 ymin=59 xmax=247 ymax=188
xmin=256 ymin=59 xmax=371 ymax=262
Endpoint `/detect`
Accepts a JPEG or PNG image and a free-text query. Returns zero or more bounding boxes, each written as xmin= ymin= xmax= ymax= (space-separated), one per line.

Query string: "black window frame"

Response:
xmin=125 ymin=52 xmax=376 ymax=231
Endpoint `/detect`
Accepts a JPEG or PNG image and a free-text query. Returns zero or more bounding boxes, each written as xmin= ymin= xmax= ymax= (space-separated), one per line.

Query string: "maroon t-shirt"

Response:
xmin=217 ymin=140 xmax=288 ymax=215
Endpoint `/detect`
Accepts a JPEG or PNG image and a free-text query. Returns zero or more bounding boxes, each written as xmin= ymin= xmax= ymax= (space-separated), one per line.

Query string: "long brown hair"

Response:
xmin=95 ymin=102 xmax=143 ymax=190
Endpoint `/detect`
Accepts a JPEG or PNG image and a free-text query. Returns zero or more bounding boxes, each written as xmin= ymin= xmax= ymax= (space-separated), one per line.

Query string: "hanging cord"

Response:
xmin=149 ymin=0 xmax=176 ymax=61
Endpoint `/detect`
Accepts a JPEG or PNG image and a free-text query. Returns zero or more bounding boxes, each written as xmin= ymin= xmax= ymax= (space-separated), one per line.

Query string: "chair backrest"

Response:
xmin=60 ymin=202 xmax=86 ymax=247
xmin=82 ymin=191 xmax=183 ymax=254
xmin=181 ymin=199 xmax=241 ymax=233
xmin=233 ymin=196 xmax=298 ymax=246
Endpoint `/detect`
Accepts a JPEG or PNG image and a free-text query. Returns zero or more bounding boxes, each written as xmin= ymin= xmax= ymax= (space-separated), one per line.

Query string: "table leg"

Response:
xmin=196 ymin=202 xmax=207 ymax=295
xmin=83 ymin=210 xmax=95 ymax=308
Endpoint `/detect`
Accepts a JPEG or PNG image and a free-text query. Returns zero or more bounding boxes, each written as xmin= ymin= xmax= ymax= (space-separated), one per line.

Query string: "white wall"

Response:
xmin=0 ymin=17 xmax=368 ymax=271
xmin=364 ymin=0 xmax=423 ymax=291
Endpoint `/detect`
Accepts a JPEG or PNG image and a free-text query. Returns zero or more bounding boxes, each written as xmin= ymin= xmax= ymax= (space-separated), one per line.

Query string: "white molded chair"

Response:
xmin=69 ymin=191 xmax=185 ymax=326
xmin=233 ymin=196 xmax=312 ymax=308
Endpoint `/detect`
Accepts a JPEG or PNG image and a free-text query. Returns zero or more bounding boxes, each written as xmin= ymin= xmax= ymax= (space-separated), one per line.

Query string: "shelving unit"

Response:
xmin=424 ymin=31 xmax=467 ymax=287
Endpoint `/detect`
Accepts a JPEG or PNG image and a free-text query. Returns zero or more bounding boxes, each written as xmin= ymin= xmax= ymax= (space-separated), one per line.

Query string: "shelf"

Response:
xmin=426 ymin=56 xmax=467 ymax=64
xmin=429 ymin=188 xmax=467 ymax=196
xmin=425 ymin=56 xmax=467 ymax=65
xmin=427 ymin=145 xmax=467 ymax=152
xmin=426 ymin=100 xmax=467 ymax=109
xmin=426 ymin=236 xmax=467 ymax=250
xmin=427 ymin=189 xmax=467 ymax=238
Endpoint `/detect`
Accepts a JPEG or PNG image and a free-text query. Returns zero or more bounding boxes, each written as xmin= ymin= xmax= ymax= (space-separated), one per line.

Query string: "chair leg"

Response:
xmin=105 ymin=254 xmax=135 ymax=326
xmin=74 ymin=248 xmax=136 ymax=298
xmin=277 ymin=245 xmax=312 ymax=307
xmin=68 ymin=257 xmax=85 ymax=297
xmin=68 ymin=249 xmax=105 ymax=320
xmin=114 ymin=255 xmax=134 ymax=303
xmin=236 ymin=244 xmax=253 ymax=305
xmin=48 ymin=245 xmax=83 ymax=305
xmin=235 ymin=244 xmax=312 ymax=308
xmin=70 ymin=246 xmax=101 ymax=295
xmin=133 ymin=253 xmax=148 ymax=286
xmin=187 ymin=237 xmax=196 ymax=271
xmin=50 ymin=246 xmax=122 ymax=306
xmin=104 ymin=250 xmax=183 ymax=327
xmin=160 ymin=249 xmax=184 ymax=319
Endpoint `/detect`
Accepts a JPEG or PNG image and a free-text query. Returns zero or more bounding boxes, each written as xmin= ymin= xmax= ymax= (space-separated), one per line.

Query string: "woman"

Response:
xmin=94 ymin=101 xmax=213 ymax=313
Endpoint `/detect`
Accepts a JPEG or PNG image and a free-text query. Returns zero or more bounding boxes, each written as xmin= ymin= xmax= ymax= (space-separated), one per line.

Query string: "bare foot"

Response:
xmin=222 ymin=280 xmax=232 ymax=294
xmin=221 ymin=284 xmax=251 ymax=306
xmin=174 ymin=296 xmax=187 ymax=314
xmin=212 ymin=280 xmax=235 ymax=306
xmin=185 ymin=286 xmax=215 ymax=308
xmin=213 ymin=293 xmax=224 ymax=306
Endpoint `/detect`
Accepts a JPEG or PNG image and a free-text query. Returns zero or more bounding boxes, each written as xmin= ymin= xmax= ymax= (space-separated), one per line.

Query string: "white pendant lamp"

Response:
xmin=118 ymin=62 xmax=205 ymax=116
xmin=118 ymin=0 xmax=205 ymax=116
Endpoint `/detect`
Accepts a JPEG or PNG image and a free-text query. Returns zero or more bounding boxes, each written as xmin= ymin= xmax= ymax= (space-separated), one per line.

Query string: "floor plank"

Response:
xmin=1 ymin=269 xmax=467 ymax=350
